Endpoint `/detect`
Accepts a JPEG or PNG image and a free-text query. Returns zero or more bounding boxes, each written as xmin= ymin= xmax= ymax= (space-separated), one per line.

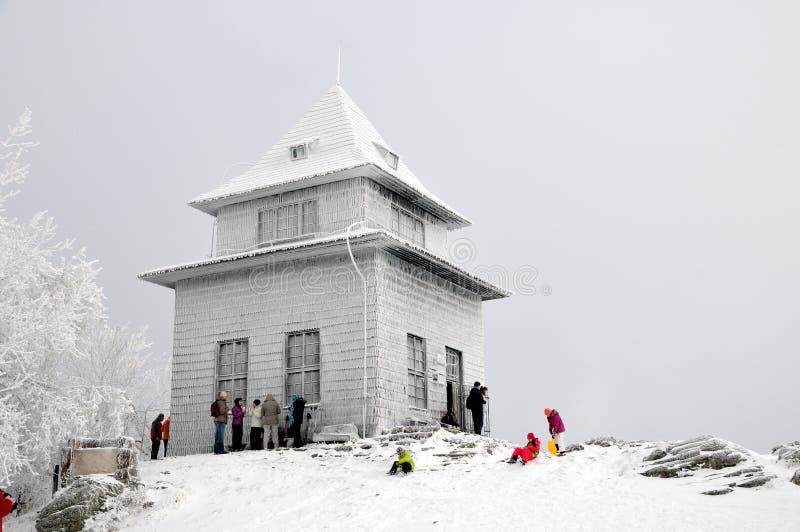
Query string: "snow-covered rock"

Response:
xmin=640 ymin=436 xmax=776 ymax=494
xmin=35 ymin=476 xmax=124 ymax=532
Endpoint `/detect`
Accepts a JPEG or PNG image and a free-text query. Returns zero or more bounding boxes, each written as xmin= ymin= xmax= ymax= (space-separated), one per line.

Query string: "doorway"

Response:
xmin=445 ymin=347 xmax=463 ymax=426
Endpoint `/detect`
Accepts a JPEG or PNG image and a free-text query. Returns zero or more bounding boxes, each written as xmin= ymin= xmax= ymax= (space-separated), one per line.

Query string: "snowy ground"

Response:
xmin=8 ymin=430 xmax=800 ymax=531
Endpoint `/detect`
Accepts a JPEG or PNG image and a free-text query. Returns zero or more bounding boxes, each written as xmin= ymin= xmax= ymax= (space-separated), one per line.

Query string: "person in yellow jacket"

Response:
xmin=388 ymin=447 xmax=415 ymax=475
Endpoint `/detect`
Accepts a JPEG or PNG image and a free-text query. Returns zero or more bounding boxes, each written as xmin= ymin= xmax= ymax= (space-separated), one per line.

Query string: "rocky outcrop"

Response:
xmin=640 ymin=436 xmax=774 ymax=495
xmin=772 ymin=441 xmax=800 ymax=464
xmin=36 ymin=476 xmax=124 ymax=532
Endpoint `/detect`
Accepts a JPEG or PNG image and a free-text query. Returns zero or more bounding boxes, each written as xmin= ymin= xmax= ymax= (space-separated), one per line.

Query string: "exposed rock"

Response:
xmin=702 ymin=488 xmax=733 ymax=496
xmin=334 ymin=444 xmax=353 ymax=452
xmin=791 ymin=470 xmax=800 ymax=486
xmin=723 ymin=467 xmax=761 ymax=478
xmin=736 ymin=475 xmax=775 ymax=488
xmin=644 ymin=449 xmax=667 ymax=462
xmin=36 ymin=476 xmax=124 ymax=532
xmin=640 ymin=436 xmax=775 ymax=493
xmin=585 ymin=436 xmax=619 ymax=447
xmin=565 ymin=443 xmax=584 ymax=453
xmin=772 ymin=441 xmax=800 ymax=464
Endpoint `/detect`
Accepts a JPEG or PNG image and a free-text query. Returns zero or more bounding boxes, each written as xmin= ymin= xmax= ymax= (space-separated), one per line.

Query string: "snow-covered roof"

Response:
xmin=138 ymin=228 xmax=509 ymax=301
xmin=188 ymin=85 xmax=471 ymax=229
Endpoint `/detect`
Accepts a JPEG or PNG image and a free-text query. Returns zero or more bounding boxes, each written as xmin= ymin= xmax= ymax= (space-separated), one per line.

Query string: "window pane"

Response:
xmin=302 ymin=201 xmax=318 ymax=234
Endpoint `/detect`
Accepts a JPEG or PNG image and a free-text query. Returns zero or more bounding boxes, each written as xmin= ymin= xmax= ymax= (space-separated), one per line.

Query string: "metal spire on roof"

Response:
xmin=336 ymin=45 xmax=342 ymax=86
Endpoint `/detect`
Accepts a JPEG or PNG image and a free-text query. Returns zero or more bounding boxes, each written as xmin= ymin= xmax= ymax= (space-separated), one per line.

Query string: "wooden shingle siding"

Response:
xmin=215 ymin=178 xmax=365 ymax=256
xmin=170 ymin=250 xmax=380 ymax=456
xmin=364 ymin=179 xmax=448 ymax=257
xmin=372 ymin=249 xmax=484 ymax=433
xmin=214 ymin=176 xmax=448 ymax=259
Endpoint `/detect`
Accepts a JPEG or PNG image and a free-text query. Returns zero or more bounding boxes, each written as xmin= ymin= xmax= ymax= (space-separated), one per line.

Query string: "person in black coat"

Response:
xmin=150 ymin=413 xmax=165 ymax=460
xmin=290 ymin=394 xmax=306 ymax=448
xmin=466 ymin=382 xmax=485 ymax=435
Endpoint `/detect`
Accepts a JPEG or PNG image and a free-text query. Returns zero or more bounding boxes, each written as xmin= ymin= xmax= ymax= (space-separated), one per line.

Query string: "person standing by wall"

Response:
xmin=212 ymin=391 xmax=229 ymax=455
xmin=290 ymin=394 xmax=306 ymax=448
xmin=545 ymin=408 xmax=567 ymax=454
xmin=466 ymin=381 xmax=486 ymax=435
xmin=249 ymin=399 xmax=263 ymax=450
xmin=231 ymin=398 xmax=246 ymax=451
xmin=262 ymin=394 xmax=281 ymax=450
xmin=150 ymin=413 xmax=164 ymax=460
xmin=161 ymin=416 xmax=171 ymax=458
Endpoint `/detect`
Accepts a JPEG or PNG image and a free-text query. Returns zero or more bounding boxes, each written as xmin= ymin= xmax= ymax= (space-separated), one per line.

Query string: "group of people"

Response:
xmin=507 ymin=408 xmax=567 ymax=465
xmin=152 ymin=388 xmax=566 ymax=471
xmin=210 ymin=391 xmax=308 ymax=455
xmin=149 ymin=413 xmax=170 ymax=460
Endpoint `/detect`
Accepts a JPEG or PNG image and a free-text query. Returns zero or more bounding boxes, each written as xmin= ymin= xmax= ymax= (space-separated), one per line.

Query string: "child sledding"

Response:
xmin=507 ymin=433 xmax=541 ymax=465
xmin=388 ymin=447 xmax=415 ymax=475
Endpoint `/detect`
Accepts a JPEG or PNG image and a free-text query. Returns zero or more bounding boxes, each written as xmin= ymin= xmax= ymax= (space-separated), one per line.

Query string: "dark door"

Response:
xmin=445 ymin=347 xmax=463 ymax=426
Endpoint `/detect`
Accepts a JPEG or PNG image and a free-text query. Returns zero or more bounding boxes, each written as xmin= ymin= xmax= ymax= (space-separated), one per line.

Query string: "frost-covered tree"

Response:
xmin=0 ymin=110 xmax=161 ymax=509
xmin=68 ymin=320 xmax=171 ymax=437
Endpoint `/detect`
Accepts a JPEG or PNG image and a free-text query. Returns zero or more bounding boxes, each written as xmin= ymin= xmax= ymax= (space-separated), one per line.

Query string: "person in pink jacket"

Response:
xmin=545 ymin=408 xmax=566 ymax=454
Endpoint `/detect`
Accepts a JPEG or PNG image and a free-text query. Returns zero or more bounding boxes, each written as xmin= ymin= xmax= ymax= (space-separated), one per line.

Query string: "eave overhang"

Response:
xmin=138 ymin=229 xmax=510 ymax=301
xmin=187 ymin=163 xmax=472 ymax=230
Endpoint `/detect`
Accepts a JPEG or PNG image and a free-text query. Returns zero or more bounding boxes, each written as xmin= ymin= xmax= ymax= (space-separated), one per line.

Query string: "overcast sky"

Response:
xmin=2 ymin=1 xmax=798 ymax=451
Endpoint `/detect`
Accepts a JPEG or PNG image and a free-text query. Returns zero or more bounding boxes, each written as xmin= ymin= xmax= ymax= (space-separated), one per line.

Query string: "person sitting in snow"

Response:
xmin=440 ymin=409 xmax=458 ymax=427
xmin=507 ymin=433 xmax=541 ymax=465
xmin=388 ymin=447 xmax=415 ymax=475
xmin=544 ymin=408 xmax=566 ymax=454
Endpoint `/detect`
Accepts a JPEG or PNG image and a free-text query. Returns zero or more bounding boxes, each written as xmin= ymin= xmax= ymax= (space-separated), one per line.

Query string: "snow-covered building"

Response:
xmin=139 ymin=82 xmax=508 ymax=456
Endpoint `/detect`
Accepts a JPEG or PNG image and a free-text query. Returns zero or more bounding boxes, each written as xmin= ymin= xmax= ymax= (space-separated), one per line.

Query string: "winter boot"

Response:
xmin=507 ymin=456 xmax=518 ymax=464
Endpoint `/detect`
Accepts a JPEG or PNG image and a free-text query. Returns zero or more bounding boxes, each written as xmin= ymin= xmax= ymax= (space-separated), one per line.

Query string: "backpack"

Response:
xmin=211 ymin=400 xmax=220 ymax=418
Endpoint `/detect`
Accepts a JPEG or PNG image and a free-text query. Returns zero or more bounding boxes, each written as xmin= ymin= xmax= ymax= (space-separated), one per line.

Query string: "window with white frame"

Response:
xmin=391 ymin=205 xmax=425 ymax=247
xmin=258 ymin=200 xmax=318 ymax=246
xmin=286 ymin=330 xmax=321 ymax=405
xmin=290 ymin=143 xmax=307 ymax=161
xmin=217 ymin=339 xmax=248 ymax=402
xmin=407 ymin=334 xmax=427 ymax=409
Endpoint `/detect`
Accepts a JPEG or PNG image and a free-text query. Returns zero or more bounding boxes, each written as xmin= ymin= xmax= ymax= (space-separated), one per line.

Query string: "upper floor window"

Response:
xmin=290 ymin=143 xmax=307 ymax=161
xmin=286 ymin=330 xmax=321 ymax=405
xmin=258 ymin=200 xmax=318 ymax=245
xmin=391 ymin=205 xmax=425 ymax=247
xmin=218 ymin=339 xmax=248 ymax=402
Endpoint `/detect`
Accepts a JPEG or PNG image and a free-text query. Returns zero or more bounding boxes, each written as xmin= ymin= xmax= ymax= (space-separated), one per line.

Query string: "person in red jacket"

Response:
xmin=507 ymin=433 xmax=541 ymax=465
xmin=161 ymin=416 xmax=171 ymax=457
xmin=0 ymin=488 xmax=17 ymax=532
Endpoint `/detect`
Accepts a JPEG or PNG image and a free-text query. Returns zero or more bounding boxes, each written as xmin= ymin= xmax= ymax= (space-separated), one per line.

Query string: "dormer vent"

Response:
xmin=373 ymin=142 xmax=399 ymax=170
xmin=290 ymin=143 xmax=307 ymax=161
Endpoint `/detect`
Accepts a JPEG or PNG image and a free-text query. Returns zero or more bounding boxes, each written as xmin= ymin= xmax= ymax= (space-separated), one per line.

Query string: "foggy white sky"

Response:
xmin=1 ymin=1 xmax=797 ymax=451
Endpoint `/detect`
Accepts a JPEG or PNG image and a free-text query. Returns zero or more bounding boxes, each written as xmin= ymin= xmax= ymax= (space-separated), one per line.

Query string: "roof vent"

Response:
xmin=373 ymin=142 xmax=399 ymax=170
xmin=385 ymin=151 xmax=399 ymax=170
xmin=290 ymin=143 xmax=307 ymax=161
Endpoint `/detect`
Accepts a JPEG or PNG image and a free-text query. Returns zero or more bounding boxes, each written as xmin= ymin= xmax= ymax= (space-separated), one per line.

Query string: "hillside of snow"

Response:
xmin=9 ymin=429 xmax=800 ymax=531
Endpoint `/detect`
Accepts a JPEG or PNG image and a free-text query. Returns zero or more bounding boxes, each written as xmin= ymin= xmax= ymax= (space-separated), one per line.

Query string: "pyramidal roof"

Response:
xmin=189 ymin=84 xmax=470 ymax=228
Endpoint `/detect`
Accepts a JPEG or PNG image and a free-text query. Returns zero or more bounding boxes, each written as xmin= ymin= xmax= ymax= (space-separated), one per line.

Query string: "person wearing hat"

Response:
xmin=150 ymin=413 xmax=165 ymax=460
xmin=388 ymin=447 xmax=415 ymax=475
xmin=508 ymin=433 xmax=541 ymax=464
xmin=544 ymin=408 xmax=566 ymax=454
